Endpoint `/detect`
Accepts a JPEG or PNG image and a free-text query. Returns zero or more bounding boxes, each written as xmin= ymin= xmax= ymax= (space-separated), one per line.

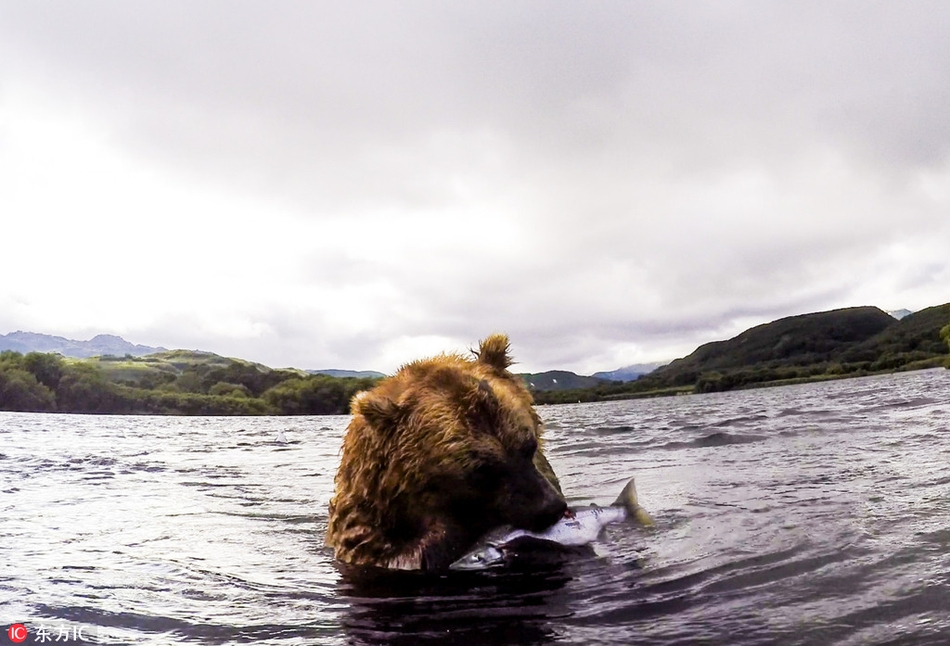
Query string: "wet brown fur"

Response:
xmin=326 ymin=334 xmax=566 ymax=570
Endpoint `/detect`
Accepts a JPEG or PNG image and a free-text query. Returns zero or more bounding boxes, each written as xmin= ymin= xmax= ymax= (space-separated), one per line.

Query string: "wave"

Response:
xmin=658 ymin=431 xmax=765 ymax=450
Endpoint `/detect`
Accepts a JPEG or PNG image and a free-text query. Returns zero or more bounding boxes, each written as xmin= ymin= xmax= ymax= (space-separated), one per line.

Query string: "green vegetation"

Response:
xmin=3 ymin=302 xmax=948 ymax=414
xmin=0 ymin=350 xmax=381 ymax=416
xmin=532 ymin=304 xmax=950 ymax=404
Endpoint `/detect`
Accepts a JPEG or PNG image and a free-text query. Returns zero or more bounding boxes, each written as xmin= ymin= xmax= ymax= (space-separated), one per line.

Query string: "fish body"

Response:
xmin=450 ymin=477 xmax=653 ymax=571
xmin=449 ymin=506 xmax=627 ymax=571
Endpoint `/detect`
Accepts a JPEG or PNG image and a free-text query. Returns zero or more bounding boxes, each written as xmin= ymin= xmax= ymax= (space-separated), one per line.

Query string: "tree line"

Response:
xmin=5 ymin=321 xmax=948 ymax=415
xmin=0 ymin=351 xmax=380 ymax=416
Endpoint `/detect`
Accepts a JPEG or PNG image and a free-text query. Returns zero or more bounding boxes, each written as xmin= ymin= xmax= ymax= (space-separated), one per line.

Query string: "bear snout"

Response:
xmin=503 ymin=468 xmax=568 ymax=532
xmin=532 ymin=485 xmax=569 ymax=531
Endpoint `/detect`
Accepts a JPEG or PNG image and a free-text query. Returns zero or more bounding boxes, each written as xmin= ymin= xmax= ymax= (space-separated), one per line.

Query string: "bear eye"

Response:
xmin=467 ymin=461 xmax=507 ymax=493
xmin=471 ymin=461 xmax=503 ymax=485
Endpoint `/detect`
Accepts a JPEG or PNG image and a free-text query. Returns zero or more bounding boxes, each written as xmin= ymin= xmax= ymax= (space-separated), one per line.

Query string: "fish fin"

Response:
xmin=612 ymin=477 xmax=655 ymax=527
xmin=631 ymin=506 xmax=655 ymax=527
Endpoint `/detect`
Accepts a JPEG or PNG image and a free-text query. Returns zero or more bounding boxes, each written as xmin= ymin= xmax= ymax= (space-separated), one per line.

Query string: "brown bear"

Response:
xmin=326 ymin=333 xmax=567 ymax=570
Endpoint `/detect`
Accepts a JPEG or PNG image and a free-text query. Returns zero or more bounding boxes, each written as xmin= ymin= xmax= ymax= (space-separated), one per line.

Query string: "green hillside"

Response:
xmin=0 ymin=349 xmax=381 ymax=415
xmin=533 ymin=303 xmax=950 ymax=403
xmin=643 ymin=306 xmax=897 ymax=389
xmin=4 ymin=302 xmax=949 ymax=414
xmin=841 ymin=303 xmax=950 ymax=367
xmin=87 ymin=350 xmax=301 ymax=394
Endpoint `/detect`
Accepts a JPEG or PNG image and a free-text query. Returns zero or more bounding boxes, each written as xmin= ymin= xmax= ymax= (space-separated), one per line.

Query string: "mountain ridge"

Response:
xmin=0 ymin=331 xmax=166 ymax=358
xmin=592 ymin=362 xmax=666 ymax=382
xmin=0 ymin=330 xmax=659 ymax=387
xmin=5 ymin=301 xmax=948 ymax=401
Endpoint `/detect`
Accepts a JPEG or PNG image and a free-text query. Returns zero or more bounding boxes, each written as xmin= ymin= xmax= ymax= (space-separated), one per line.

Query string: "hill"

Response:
xmin=532 ymin=303 xmax=950 ymax=403
xmin=309 ymin=369 xmax=387 ymax=379
xmin=85 ymin=350 xmax=295 ymax=391
xmin=841 ymin=303 xmax=950 ymax=367
xmin=0 ymin=349 xmax=381 ymax=415
xmin=520 ymin=370 xmax=607 ymax=392
xmin=4 ymin=303 xmax=948 ymax=412
xmin=0 ymin=331 xmax=165 ymax=358
xmin=642 ymin=306 xmax=897 ymax=389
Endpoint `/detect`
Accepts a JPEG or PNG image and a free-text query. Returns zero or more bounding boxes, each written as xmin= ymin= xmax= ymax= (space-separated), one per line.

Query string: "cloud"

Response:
xmin=1 ymin=2 xmax=949 ymax=374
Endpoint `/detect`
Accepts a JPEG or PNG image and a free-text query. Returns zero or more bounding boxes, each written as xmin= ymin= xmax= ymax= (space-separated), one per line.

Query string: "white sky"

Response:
xmin=2 ymin=2 xmax=949 ymax=374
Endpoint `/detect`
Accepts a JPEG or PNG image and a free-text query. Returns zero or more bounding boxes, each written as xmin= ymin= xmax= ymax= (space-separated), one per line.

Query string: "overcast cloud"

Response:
xmin=2 ymin=2 xmax=949 ymax=374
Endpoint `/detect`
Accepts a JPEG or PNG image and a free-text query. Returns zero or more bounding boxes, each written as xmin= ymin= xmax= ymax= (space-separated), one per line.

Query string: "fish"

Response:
xmin=450 ymin=477 xmax=654 ymax=571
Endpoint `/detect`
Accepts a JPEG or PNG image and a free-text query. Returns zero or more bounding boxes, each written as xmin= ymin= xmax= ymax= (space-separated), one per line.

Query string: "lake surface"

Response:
xmin=2 ymin=369 xmax=950 ymax=645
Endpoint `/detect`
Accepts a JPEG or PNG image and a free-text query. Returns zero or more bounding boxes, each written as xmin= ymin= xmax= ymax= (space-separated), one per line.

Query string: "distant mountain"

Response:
xmin=0 ymin=331 xmax=166 ymax=358
xmin=593 ymin=362 xmax=666 ymax=382
xmin=520 ymin=370 xmax=607 ymax=392
xmin=888 ymin=309 xmax=913 ymax=320
xmin=309 ymin=369 xmax=387 ymax=379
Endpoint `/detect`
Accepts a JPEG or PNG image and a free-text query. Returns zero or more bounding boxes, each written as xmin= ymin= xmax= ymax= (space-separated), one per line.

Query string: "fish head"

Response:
xmin=449 ymin=545 xmax=505 ymax=571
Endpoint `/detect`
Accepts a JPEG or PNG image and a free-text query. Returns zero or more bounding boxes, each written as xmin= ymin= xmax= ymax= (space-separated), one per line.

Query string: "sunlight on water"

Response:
xmin=2 ymin=369 xmax=950 ymax=645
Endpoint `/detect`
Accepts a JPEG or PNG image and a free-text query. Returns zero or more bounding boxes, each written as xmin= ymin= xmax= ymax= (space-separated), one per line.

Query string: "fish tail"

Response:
xmin=612 ymin=477 xmax=655 ymax=527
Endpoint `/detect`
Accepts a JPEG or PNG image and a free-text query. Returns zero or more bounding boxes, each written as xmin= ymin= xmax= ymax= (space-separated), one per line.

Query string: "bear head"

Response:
xmin=326 ymin=333 xmax=566 ymax=570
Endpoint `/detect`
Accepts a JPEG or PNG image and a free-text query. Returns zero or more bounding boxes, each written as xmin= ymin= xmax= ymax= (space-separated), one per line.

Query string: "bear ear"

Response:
xmin=475 ymin=333 xmax=513 ymax=371
xmin=352 ymin=390 xmax=400 ymax=430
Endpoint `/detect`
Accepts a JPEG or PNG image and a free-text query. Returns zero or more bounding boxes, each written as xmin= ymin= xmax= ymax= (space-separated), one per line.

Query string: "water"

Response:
xmin=2 ymin=369 xmax=950 ymax=645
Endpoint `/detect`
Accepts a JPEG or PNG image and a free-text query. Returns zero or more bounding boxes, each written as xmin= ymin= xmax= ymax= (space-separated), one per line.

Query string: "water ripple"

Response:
xmin=2 ymin=371 xmax=950 ymax=644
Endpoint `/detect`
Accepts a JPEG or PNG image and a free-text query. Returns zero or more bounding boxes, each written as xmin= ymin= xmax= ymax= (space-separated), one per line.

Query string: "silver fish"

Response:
xmin=450 ymin=477 xmax=653 ymax=571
